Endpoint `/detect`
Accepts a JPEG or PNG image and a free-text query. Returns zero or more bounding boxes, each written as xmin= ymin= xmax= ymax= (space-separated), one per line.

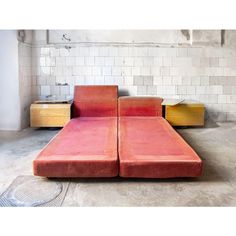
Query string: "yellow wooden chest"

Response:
xmin=30 ymin=101 xmax=71 ymax=128
xmin=165 ymin=103 xmax=205 ymax=126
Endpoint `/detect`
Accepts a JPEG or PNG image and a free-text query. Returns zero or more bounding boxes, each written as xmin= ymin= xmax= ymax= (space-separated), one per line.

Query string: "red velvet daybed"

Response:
xmin=33 ymin=86 xmax=118 ymax=177
xmin=118 ymin=97 xmax=203 ymax=178
xmin=33 ymin=86 xmax=202 ymax=178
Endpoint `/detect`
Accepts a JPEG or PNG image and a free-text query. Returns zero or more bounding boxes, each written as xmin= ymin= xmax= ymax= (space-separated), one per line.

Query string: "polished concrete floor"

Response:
xmin=0 ymin=121 xmax=236 ymax=206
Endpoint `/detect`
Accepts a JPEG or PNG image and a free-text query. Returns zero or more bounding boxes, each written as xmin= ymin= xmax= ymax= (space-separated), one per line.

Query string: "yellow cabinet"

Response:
xmin=165 ymin=103 xmax=205 ymax=126
xmin=30 ymin=101 xmax=71 ymax=128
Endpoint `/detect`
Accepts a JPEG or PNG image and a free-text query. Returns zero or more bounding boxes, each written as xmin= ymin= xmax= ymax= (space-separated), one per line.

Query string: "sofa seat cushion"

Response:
xmin=34 ymin=117 xmax=118 ymax=177
xmin=119 ymin=116 xmax=202 ymax=178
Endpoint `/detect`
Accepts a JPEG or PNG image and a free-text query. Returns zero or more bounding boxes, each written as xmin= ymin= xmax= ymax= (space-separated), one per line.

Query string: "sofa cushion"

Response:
xmin=118 ymin=96 xmax=163 ymax=117
xmin=73 ymin=85 xmax=118 ymax=117
xmin=33 ymin=117 xmax=118 ymax=177
xmin=119 ymin=116 xmax=203 ymax=178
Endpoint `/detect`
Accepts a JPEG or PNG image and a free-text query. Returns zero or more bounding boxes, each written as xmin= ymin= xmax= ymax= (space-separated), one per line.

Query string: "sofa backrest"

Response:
xmin=118 ymin=96 xmax=163 ymax=117
xmin=73 ymin=85 xmax=118 ymax=117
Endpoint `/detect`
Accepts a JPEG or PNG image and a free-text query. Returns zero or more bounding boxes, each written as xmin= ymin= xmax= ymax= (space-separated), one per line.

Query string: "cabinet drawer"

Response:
xmin=30 ymin=103 xmax=71 ymax=127
xmin=165 ymin=104 xmax=205 ymax=126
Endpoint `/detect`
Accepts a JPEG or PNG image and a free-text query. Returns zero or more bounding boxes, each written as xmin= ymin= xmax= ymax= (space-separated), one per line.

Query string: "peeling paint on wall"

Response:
xmin=181 ymin=30 xmax=191 ymax=41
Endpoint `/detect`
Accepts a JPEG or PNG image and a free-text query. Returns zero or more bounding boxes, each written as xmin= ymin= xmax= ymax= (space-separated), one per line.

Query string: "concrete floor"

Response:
xmin=0 ymin=121 xmax=236 ymax=206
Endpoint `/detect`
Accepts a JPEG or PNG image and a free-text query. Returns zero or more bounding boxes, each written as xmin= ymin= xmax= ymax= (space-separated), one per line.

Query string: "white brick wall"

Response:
xmin=30 ymin=44 xmax=236 ymax=122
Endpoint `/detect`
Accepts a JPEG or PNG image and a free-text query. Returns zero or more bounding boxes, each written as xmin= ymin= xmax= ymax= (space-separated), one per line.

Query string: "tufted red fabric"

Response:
xmin=34 ymin=117 xmax=118 ymax=177
xmin=73 ymin=85 xmax=118 ymax=117
xmin=118 ymin=96 xmax=163 ymax=117
xmin=119 ymin=116 xmax=202 ymax=178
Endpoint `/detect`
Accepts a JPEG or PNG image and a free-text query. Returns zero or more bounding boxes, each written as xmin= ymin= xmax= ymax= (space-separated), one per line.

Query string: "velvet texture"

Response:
xmin=33 ymin=85 xmax=118 ymax=178
xmin=118 ymin=96 xmax=163 ymax=117
xmin=34 ymin=86 xmax=203 ymax=178
xmin=119 ymin=116 xmax=203 ymax=178
xmin=73 ymin=85 xmax=118 ymax=117
xmin=34 ymin=117 xmax=118 ymax=177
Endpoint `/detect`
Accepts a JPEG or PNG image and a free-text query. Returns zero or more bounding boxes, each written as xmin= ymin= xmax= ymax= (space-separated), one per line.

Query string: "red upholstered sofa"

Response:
xmin=33 ymin=86 xmax=118 ymax=177
xmin=33 ymin=86 xmax=202 ymax=178
xmin=118 ymin=97 xmax=203 ymax=178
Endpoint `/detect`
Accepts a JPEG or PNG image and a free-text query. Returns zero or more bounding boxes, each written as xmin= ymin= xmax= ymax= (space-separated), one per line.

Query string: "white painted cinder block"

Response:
xmin=122 ymin=67 xmax=132 ymax=76
xmin=82 ymin=67 xmax=92 ymax=76
xmin=151 ymin=67 xmax=160 ymax=76
xmin=127 ymin=86 xmax=138 ymax=96
xmin=41 ymin=67 xmax=51 ymax=76
xmin=56 ymin=57 xmax=65 ymax=66
xmin=65 ymin=57 xmax=76 ymax=66
xmin=200 ymin=76 xmax=210 ymax=86
xmin=104 ymin=57 xmax=114 ymax=66
xmin=196 ymin=86 xmax=206 ymax=95
xmin=64 ymin=66 xmax=73 ymax=76
xmin=112 ymin=67 xmax=122 ymax=76
xmin=153 ymin=76 xmax=162 ymax=85
xmin=102 ymin=67 xmax=112 ymax=76
xmin=162 ymin=76 xmax=172 ymax=85
xmin=50 ymin=48 xmax=60 ymax=57
xmin=46 ymin=77 xmax=55 ymax=86
xmin=114 ymin=57 xmax=124 ymax=66
xmin=177 ymin=48 xmax=188 ymax=57
xmin=148 ymin=48 xmax=159 ymax=56
xmin=136 ymin=47 xmax=148 ymax=57
xmin=41 ymin=85 xmax=50 ymax=96
xmin=40 ymin=47 xmax=50 ymax=56
xmin=172 ymin=57 xmax=192 ymax=67
xmin=161 ymin=67 xmax=170 ymax=76
xmin=89 ymin=47 xmax=99 ymax=56
xmin=134 ymin=58 xmax=143 ymax=66
xmin=132 ymin=67 xmax=140 ymax=76
xmin=191 ymin=77 xmax=201 ymax=86
xmin=165 ymin=85 xmax=176 ymax=94
xmin=95 ymin=57 xmax=105 ymax=65
xmin=147 ymin=86 xmax=157 ymax=95
xmin=108 ymin=47 xmax=119 ymax=56
xmin=65 ymin=76 xmax=74 ymax=86
xmin=60 ymin=86 xmax=70 ymax=95
xmin=124 ymin=76 xmax=133 ymax=86
xmin=74 ymin=76 xmax=85 ymax=85
xmin=182 ymin=76 xmax=192 ymax=85
xmin=176 ymin=85 xmax=187 ymax=95
xmin=93 ymin=76 xmax=105 ymax=85
xmin=99 ymin=47 xmax=110 ymax=56
xmin=116 ymin=76 xmax=125 ymax=86
xmin=118 ymin=47 xmax=130 ymax=56
xmin=140 ymin=67 xmax=151 ymax=76
xmin=153 ymin=57 xmax=162 ymax=66
xmin=162 ymin=57 xmax=172 ymax=67
xmin=75 ymin=57 xmax=85 ymax=66
xmin=92 ymin=67 xmax=102 ymax=76
xmin=143 ymin=57 xmax=154 ymax=66
xmin=60 ymin=48 xmax=70 ymax=57
xmin=186 ymin=86 xmax=196 ymax=95
xmin=78 ymin=47 xmax=90 ymax=56
xmin=104 ymin=76 xmax=116 ymax=85
xmin=123 ymin=57 xmax=134 ymax=66
xmin=29 ymin=33 xmax=236 ymax=122
xmin=85 ymin=57 xmax=95 ymax=66
xmin=218 ymin=95 xmax=228 ymax=103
